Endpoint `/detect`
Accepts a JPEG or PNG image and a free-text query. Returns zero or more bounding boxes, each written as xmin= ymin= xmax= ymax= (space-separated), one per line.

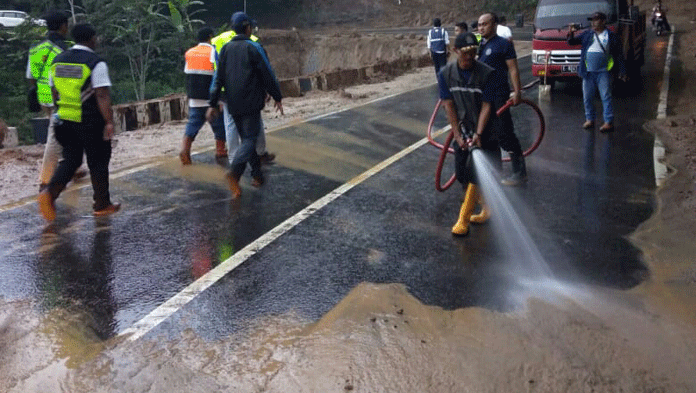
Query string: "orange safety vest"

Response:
xmin=184 ymin=43 xmax=216 ymax=100
xmin=184 ymin=43 xmax=215 ymax=75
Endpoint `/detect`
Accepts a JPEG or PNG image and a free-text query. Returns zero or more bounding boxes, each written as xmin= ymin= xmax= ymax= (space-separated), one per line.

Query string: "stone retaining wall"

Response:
xmin=113 ymin=54 xmax=431 ymax=132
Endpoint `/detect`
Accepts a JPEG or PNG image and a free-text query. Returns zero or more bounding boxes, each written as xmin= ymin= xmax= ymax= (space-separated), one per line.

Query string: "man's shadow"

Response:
xmin=38 ymin=219 xmax=117 ymax=340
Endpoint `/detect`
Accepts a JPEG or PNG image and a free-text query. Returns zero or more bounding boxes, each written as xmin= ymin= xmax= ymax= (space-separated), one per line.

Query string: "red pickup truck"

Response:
xmin=532 ymin=0 xmax=646 ymax=87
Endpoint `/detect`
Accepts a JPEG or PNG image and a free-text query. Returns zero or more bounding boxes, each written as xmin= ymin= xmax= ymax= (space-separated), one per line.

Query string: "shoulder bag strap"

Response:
xmin=594 ymin=32 xmax=607 ymax=54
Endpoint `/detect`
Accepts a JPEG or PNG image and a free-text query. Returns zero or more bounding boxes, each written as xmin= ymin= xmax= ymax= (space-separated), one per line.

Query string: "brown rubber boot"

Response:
xmin=259 ymin=152 xmax=276 ymax=164
xmin=179 ymin=136 xmax=193 ymax=165
xmin=251 ymin=175 xmax=264 ymax=188
xmin=94 ymin=202 xmax=121 ymax=217
xmin=38 ymin=190 xmax=56 ymax=222
xmin=72 ymin=168 xmax=88 ymax=182
xmin=226 ymin=172 xmax=242 ymax=199
xmin=452 ymin=184 xmax=479 ymax=236
xmin=215 ymin=140 xmax=228 ymax=158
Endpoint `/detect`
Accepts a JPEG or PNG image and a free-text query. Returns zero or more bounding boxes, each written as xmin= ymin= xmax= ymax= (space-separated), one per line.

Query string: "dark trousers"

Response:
xmin=230 ymin=112 xmax=262 ymax=179
xmin=491 ymin=94 xmax=523 ymax=155
xmin=455 ymin=131 xmax=501 ymax=186
xmin=49 ymin=119 xmax=112 ymax=211
xmin=431 ymin=52 xmax=448 ymax=75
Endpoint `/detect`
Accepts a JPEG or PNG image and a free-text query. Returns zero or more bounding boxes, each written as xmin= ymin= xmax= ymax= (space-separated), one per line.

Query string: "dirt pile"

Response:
xmin=299 ymin=0 xmax=485 ymax=28
xmin=261 ymin=29 xmax=429 ymax=79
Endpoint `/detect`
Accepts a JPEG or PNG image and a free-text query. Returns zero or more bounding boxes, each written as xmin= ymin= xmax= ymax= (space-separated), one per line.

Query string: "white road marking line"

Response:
xmin=3 ymin=56 xmax=533 ymax=215
xmin=121 ymin=124 xmax=452 ymax=341
xmin=654 ymin=32 xmax=674 ymax=187
xmin=657 ymin=33 xmax=674 ymax=120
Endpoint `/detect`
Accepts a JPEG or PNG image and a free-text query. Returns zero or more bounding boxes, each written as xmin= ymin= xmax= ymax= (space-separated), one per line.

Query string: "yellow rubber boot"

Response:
xmin=470 ymin=196 xmax=490 ymax=224
xmin=452 ymin=184 xmax=479 ymax=236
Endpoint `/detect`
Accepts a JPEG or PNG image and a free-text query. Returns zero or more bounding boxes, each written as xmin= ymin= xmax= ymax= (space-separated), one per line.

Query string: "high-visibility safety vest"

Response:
xmin=29 ymin=40 xmax=65 ymax=105
xmin=51 ymin=49 xmax=103 ymax=123
xmin=585 ymin=55 xmax=614 ymax=72
xmin=184 ymin=43 xmax=216 ymax=100
xmin=428 ymin=27 xmax=447 ymax=53
xmin=585 ymin=35 xmax=614 ymax=72
xmin=440 ymin=60 xmax=494 ymax=137
xmin=211 ymin=31 xmax=259 ymax=54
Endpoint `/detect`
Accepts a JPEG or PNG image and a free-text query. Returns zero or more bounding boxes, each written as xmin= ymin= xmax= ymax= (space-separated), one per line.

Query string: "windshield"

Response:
xmin=535 ymin=0 xmax=617 ymax=30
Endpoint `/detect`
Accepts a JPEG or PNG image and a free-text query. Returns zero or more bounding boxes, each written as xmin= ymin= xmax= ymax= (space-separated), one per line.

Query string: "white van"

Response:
xmin=0 ymin=10 xmax=46 ymax=28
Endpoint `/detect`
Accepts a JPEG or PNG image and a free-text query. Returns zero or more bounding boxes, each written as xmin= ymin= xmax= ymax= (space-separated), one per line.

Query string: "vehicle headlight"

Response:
xmin=533 ymin=53 xmax=548 ymax=64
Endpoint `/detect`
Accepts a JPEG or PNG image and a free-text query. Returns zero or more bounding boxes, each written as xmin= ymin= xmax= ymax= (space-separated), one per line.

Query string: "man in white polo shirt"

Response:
xmin=38 ymin=24 xmax=120 ymax=221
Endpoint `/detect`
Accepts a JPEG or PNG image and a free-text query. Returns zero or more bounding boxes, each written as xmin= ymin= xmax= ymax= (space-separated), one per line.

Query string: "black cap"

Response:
xmin=454 ymin=32 xmax=478 ymax=50
xmin=588 ymin=12 xmax=607 ymax=21
xmin=196 ymin=27 xmax=214 ymax=42
xmin=43 ymin=10 xmax=68 ymax=31
xmin=231 ymin=11 xmax=252 ymax=33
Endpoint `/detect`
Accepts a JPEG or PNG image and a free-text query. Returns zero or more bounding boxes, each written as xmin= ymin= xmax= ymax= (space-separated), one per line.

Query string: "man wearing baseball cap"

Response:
xmin=568 ymin=11 xmax=627 ymax=132
xmin=437 ymin=32 xmax=503 ymax=236
xmin=207 ymin=12 xmax=283 ymax=199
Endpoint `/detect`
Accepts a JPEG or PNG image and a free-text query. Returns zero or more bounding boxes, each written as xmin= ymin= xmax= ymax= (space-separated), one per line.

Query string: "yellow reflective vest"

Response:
xmin=51 ymin=49 xmax=103 ymax=123
xmin=211 ymin=31 xmax=259 ymax=54
xmin=29 ymin=40 xmax=65 ymax=105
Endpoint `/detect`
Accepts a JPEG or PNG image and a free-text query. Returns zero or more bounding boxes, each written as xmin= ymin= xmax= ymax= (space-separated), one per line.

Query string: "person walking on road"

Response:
xmin=437 ymin=33 xmax=501 ymax=236
xmin=496 ymin=15 xmax=513 ymax=42
xmin=27 ymin=11 xmax=86 ymax=192
xmin=38 ymin=24 xmax=120 ymax=222
xmin=180 ymin=27 xmax=227 ymax=165
xmin=454 ymin=21 xmax=468 ymax=36
xmin=427 ymin=18 xmax=449 ymax=75
xmin=212 ymin=21 xmax=276 ymax=166
xmin=207 ymin=12 xmax=283 ymax=199
xmin=568 ymin=11 xmax=627 ymax=133
xmin=477 ymin=12 xmax=527 ymax=186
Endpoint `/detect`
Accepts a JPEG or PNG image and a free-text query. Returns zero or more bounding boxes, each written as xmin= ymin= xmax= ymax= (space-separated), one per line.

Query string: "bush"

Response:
xmin=0 ymin=24 xmax=47 ymax=144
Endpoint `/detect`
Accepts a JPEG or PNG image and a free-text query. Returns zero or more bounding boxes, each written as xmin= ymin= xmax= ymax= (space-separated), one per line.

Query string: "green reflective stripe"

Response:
xmin=29 ymin=40 xmax=63 ymax=105
xmin=584 ymin=55 xmax=614 ymax=72
xmin=52 ymin=62 xmax=92 ymax=123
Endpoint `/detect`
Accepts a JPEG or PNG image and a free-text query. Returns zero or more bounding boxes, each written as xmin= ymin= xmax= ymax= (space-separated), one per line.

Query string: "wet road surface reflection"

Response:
xmin=0 ymin=40 xmax=666 ymax=384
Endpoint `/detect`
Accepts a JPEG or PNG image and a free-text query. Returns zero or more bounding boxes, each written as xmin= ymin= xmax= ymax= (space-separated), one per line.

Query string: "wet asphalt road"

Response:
xmin=0 ymin=34 xmax=667 ymax=341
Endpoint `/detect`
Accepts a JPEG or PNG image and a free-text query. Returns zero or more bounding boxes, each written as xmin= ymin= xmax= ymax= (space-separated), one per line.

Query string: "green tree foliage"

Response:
xmin=0 ymin=23 xmax=49 ymax=143
xmin=77 ymin=0 xmax=203 ymax=101
xmin=0 ymin=0 xmax=205 ymax=143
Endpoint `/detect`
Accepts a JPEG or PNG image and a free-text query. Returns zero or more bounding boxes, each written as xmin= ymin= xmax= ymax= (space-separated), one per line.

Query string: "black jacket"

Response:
xmin=209 ymin=34 xmax=282 ymax=116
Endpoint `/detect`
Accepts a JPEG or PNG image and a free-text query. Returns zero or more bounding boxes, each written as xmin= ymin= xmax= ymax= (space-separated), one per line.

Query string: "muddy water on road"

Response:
xmin=3 ymin=281 xmax=696 ymax=392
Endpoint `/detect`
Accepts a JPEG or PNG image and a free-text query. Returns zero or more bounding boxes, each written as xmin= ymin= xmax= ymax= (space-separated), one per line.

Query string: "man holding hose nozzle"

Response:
xmin=437 ymin=32 xmax=502 ymax=236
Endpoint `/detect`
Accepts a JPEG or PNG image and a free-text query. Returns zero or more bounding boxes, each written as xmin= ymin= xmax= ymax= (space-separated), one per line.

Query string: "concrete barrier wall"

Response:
xmin=112 ymin=54 xmax=431 ymax=132
xmin=113 ymin=94 xmax=188 ymax=134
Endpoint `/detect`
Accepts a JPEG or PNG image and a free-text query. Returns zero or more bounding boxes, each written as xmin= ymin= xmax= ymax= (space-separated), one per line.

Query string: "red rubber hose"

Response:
xmin=430 ymin=98 xmax=546 ymax=192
